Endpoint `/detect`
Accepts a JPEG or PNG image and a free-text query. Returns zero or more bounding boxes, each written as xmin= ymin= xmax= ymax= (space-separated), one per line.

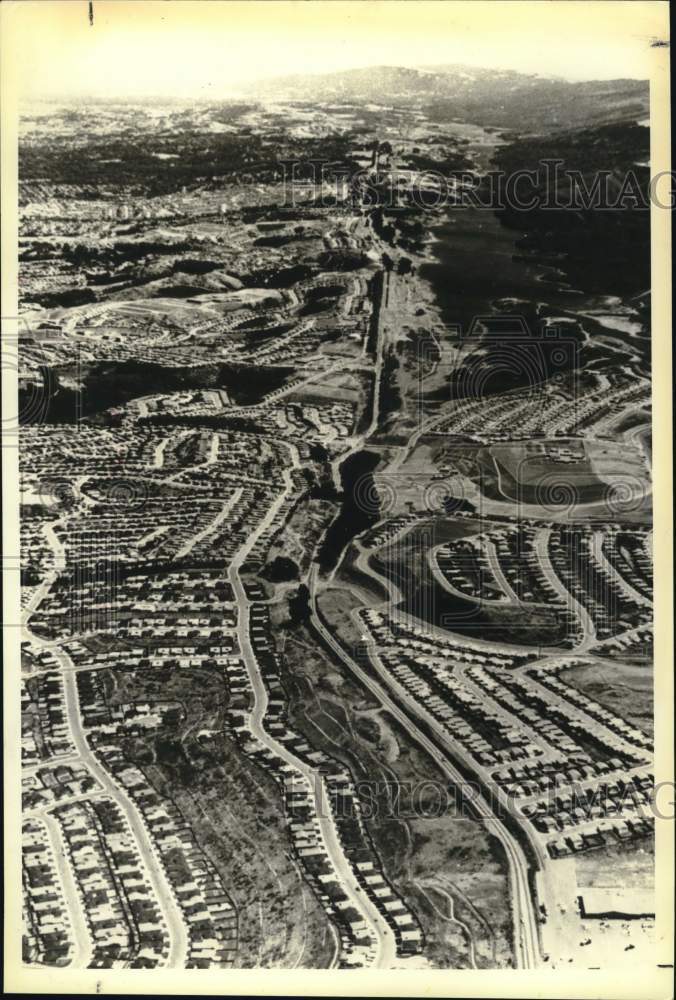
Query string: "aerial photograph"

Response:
xmin=7 ymin=0 xmax=669 ymax=986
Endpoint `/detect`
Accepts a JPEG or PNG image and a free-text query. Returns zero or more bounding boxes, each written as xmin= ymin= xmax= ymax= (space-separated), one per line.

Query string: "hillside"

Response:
xmin=246 ymin=64 xmax=649 ymax=132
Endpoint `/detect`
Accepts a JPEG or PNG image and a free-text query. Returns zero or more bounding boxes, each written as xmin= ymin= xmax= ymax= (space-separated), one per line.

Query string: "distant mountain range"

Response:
xmin=245 ymin=64 xmax=649 ymax=132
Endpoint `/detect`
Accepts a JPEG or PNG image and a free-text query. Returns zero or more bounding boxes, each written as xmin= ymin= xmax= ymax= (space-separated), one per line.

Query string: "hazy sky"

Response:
xmin=4 ymin=0 xmax=669 ymax=100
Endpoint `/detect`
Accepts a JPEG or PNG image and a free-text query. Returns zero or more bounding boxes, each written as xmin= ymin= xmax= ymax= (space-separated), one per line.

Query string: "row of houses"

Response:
xmin=77 ymin=669 xmax=239 ymax=969
xmin=53 ymin=796 xmax=171 ymax=968
xmin=358 ymin=609 xmax=653 ymax=858
xmin=22 ymin=673 xmax=76 ymax=764
xmin=224 ymin=602 xmax=423 ymax=965
xmin=23 ymin=818 xmax=75 ymax=966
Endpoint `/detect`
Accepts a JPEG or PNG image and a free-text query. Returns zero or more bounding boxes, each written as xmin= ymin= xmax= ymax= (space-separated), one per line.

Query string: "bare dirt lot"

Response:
xmin=560 ymin=656 xmax=653 ymax=736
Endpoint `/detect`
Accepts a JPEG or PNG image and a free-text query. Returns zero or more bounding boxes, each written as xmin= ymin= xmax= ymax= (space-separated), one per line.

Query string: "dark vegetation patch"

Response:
xmin=261 ymin=556 xmax=300 ymax=583
xmin=318 ymin=450 xmax=382 ymax=573
xmin=20 ymin=359 xmax=293 ymax=423
xmin=491 ymin=123 xmax=650 ymax=297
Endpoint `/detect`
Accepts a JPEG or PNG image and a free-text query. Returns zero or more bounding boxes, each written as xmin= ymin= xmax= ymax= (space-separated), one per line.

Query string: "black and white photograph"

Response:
xmin=2 ymin=1 xmax=672 ymax=996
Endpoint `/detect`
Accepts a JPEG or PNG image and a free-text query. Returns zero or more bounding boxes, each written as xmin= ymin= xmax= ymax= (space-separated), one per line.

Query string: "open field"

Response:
xmin=368 ymin=523 xmax=569 ymax=647
xmin=560 ymin=657 xmax=653 ymax=737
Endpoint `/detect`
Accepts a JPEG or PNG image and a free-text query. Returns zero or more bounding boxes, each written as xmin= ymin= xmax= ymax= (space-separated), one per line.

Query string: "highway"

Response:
xmin=367 ymin=268 xmax=390 ymax=440
xmin=327 ymin=267 xmax=390 ymax=500
xmin=308 ymin=565 xmax=542 ymax=969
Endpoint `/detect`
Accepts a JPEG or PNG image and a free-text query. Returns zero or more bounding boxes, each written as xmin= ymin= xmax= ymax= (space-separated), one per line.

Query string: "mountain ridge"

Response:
xmin=244 ymin=63 xmax=649 ymax=131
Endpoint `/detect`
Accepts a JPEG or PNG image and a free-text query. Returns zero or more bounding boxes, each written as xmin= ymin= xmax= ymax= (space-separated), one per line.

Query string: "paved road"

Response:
xmin=326 ymin=267 xmax=391 ymax=503
xmin=153 ymin=434 xmax=171 ymax=469
xmin=175 ymin=486 xmax=242 ymax=559
xmin=368 ymin=268 xmax=390 ymax=439
xmin=534 ymin=527 xmax=596 ymax=651
xmin=427 ymin=540 xmax=513 ymax=607
xmin=308 ymin=566 xmax=542 ymax=969
xmin=41 ymin=810 xmax=94 ymax=968
xmin=591 ymin=530 xmax=651 ymax=608
xmin=21 ymin=520 xmax=66 ymax=626
xmin=228 ymin=450 xmax=398 ymax=970
xmin=60 ymin=664 xmax=190 ymax=968
xmin=483 ymin=537 xmax=523 ymax=604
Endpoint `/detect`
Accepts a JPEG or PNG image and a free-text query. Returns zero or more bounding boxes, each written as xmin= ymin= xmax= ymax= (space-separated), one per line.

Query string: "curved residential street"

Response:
xmin=534 ymin=527 xmax=597 ymax=651
xmin=60 ymin=665 xmax=190 ymax=968
xmin=14 ymin=69 xmax=660 ymax=984
xmin=228 ymin=450 xmax=398 ymax=969
xmin=308 ymin=565 xmax=542 ymax=970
